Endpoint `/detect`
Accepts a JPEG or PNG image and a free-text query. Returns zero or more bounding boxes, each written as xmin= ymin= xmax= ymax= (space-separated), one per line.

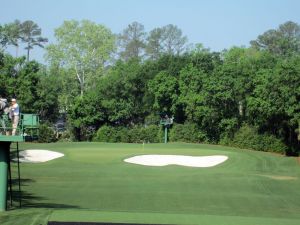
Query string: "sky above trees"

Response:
xmin=1 ymin=0 xmax=300 ymax=63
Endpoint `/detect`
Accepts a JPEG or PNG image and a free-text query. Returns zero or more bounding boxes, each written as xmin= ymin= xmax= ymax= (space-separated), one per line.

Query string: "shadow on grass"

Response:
xmin=8 ymin=178 xmax=80 ymax=210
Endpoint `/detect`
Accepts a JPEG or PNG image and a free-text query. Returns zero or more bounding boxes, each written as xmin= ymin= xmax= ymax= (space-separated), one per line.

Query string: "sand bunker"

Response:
xmin=124 ymin=155 xmax=228 ymax=168
xmin=14 ymin=150 xmax=64 ymax=163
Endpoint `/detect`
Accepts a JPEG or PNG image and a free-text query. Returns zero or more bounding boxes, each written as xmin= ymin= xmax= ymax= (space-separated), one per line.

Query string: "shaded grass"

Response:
xmin=1 ymin=142 xmax=300 ymax=225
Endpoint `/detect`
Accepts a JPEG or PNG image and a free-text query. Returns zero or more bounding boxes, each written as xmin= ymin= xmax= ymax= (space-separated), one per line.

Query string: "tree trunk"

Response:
xmin=238 ymin=101 xmax=243 ymax=116
xmin=27 ymin=43 xmax=30 ymax=61
xmin=15 ymin=45 xmax=19 ymax=58
xmin=80 ymin=86 xmax=84 ymax=97
xmin=75 ymin=67 xmax=84 ymax=97
xmin=27 ymin=48 xmax=30 ymax=61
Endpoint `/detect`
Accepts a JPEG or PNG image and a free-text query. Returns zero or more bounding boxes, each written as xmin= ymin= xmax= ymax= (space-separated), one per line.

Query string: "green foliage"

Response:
xmin=148 ymin=71 xmax=179 ymax=114
xmin=20 ymin=20 xmax=48 ymax=61
xmin=0 ymin=20 xmax=47 ymax=60
xmin=250 ymin=21 xmax=300 ymax=56
xmin=118 ymin=21 xmax=146 ymax=61
xmin=98 ymin=59 xmax=145 ymax=124
xmin=144 ymin=113 xmax=161 ymax=126
xmin=68 ymin=92 xmax=105 ymax=129
xmin=46 ymin=20 xmax=115 ymax=96
xmin=219 ymin=118 xmax=239 ymax=139
xmin=169 ymin=123 xmax=207 ymax=143
xmin=145 ymin=24 xmax=188 ymax=59
xmin=93 ymin=125 xmax=115 ymax=142
xmin=128 ymin=125 xmax=160 ymax=143
xmin=0 ymin=53 xmax=59 ymax=122
xmin=38 ymin=123 xmax=56 ymax=143
xmin=93 ymin=125 xmax=160 ymax=143
xmin=2 ymin=20 xmax=300 ymax=154
xmin=228 ymin=124 xmax=288 ymax=153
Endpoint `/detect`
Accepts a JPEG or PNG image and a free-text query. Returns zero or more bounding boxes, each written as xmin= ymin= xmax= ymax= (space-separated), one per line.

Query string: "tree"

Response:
xmin=118 ymin=22 xmax=146 ymax=61
xmin=5 ymin=20 xmax=22 ymax=57
xmin=146 ymin=24 xmax=188 ymax=59
xmin=97 ymin=59 xmax=145 ymax=125
xmin=178 ymin=64 xmax=224 ymax=140
xmin=148 ymin=71 xmax=179 ymax=115
xmin=0 ymin=52 xmax=16 ymax=96
xmin=35 ymin=73 xmax=60 ymax=121
xmin=68 ymin=90 xmax=105 ymax=140
xmin=161 ymin=24 xmax=188 ymax=55
xmin=0 ymin=54 xmax=59 ymax=121
xmin=247 ymin=55 xmax=300 ymax=154
xmin=20 ymin=20 xmax=48 ymax=61
xmin=146 ymin=28 xmax=164 ymax=60
xmin=46 ymin=20 xmax=116 ymax=96
xmin=0 ymin=21 xmax=22 ymax=54
xmin=250 ymin=21 xmax=300 ymax=56
xmin=218 ymin=47 xmax=275 ymax=120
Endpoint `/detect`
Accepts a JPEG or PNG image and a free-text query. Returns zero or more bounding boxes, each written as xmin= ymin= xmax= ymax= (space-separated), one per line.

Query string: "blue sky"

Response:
xmin=1 ymin=0 xmax=300 ymax=63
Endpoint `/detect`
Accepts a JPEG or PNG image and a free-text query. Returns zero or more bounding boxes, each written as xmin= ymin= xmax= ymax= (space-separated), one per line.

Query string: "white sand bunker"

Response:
xmin=124 ymin=155 xmax=228 ymax=168
xmin=15 ymin=150 xmax=64 ymax=163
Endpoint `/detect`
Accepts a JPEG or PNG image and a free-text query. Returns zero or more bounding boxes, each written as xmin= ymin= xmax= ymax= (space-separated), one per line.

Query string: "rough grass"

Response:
xmin=1 ymin=142 xmax=300 ymax=225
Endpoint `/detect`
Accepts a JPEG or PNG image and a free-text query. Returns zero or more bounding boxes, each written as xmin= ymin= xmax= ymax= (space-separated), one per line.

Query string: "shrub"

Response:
xmin=127 ymin=127 xmax=142 ymax=143
xmin=117 ymin=127 xmax=130 ymax=143
xmin=169 ymin=123 xmax=207 ymax=143
xmin=80 ymin=125 xmax=96 ymax=141
xmin=93 ymin=125 xmax=161 ymax=143
xmin=93 ymin=125 xmax=116 ymax=142
xmin=38 ymin=123 xmax=56 ymax=143
xmin=57 ymin=129 xmax=72 ymax=142
xmin=231 ymin=124 xmax=261 ymax=150
xmin=145 ymin=125 xmax=161 ymax=143
xmin=229 ymin=124 xmax=287 ymax=153
xmin=128 ymin=125 xmax=161 ymax=143
xmin=259 ymin=134 xmax=288 ymax=153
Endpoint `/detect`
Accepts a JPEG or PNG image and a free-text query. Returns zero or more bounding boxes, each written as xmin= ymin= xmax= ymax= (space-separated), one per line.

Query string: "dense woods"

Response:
xmin=1 ymin=20 xmax=299 ymax=155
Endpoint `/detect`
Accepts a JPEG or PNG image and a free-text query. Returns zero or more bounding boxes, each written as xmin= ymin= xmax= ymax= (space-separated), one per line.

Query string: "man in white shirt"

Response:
xmin=10 ymin=98 xmax=20 ymax=136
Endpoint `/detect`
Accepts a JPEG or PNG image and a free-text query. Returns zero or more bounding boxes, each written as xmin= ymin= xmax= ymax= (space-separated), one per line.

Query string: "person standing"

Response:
xmin=10 ymin=98 xmax=20 ymax=136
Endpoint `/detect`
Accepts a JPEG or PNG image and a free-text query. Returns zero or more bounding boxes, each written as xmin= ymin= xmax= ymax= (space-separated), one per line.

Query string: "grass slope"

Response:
xmin=1 ymin=142 xmax=300 ymax=225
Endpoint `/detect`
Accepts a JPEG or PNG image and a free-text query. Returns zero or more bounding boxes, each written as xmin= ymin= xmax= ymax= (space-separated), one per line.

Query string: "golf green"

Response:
xmin=1 ymin=142 xmax=300 ymax=225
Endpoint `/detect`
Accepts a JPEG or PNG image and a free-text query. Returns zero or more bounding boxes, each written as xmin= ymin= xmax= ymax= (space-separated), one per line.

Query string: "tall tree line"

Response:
xmin=1 ymin=20 xmax=299 ymax=154
xmin=0 ymin=20 xmax=48 ymax=60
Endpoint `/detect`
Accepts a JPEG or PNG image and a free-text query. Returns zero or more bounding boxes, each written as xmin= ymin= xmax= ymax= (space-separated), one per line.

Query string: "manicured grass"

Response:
xmin=1 ymin=142 xmax=300 ymax=225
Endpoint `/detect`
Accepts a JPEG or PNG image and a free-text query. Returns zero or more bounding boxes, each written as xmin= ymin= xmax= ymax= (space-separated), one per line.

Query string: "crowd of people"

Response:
xmin=0 ymin=98 xmax=20 ymax=136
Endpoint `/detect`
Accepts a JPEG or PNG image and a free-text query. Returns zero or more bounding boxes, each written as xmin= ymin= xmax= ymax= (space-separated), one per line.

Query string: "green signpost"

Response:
xmin=160 ymin=115 xmax=173 ymax=144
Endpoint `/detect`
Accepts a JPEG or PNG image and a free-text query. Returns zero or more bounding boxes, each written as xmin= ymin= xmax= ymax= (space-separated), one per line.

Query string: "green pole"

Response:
xmin=164 ymin=126 xmax=168 ymax=144
xmin=0 ymin=141 xmax=10 ymax=211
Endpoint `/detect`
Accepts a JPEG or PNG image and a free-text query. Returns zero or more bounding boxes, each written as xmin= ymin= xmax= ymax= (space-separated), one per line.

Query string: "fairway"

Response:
xmin=1 ymin=142 xmax=300 ymax=225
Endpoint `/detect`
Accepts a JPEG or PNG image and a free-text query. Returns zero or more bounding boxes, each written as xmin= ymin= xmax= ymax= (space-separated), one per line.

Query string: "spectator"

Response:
xmin=10 ymin=98 xmax=20 ymax=136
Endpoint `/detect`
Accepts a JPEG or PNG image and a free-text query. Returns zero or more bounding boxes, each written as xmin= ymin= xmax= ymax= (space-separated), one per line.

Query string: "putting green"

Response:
xmin=1 ymin=142 xmax=300 ymax=225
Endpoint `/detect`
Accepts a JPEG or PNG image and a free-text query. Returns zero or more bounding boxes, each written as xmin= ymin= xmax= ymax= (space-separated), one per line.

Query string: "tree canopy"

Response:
xmin=1 ymin=19 xmax=299 ymax=154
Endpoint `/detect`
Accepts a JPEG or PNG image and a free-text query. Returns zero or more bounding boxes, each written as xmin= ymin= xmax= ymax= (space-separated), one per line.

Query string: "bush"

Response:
xmin=169 ymin=123 xmax=207 ymax=143
xmin=57 ymin=130 xmax=72 ymax=142
xmin=259 ymin=134 xmax=288 ymax=153
xmin=228 ymin=124 xmax=288 ymax=153
xmin=93 ymin=125 xmax=161 ymax=143
xmin=127 ymin=126 xmax=142 ymax=143
xmin=93 ymin=125 xmax=118 ymax=142
xmin=231 ymin=124 xmax=261 ymax=150
xmin=38 ymin=123 xmax=56 ymax=143
xmin=143 ymin=125 xmax=161 ymax=143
